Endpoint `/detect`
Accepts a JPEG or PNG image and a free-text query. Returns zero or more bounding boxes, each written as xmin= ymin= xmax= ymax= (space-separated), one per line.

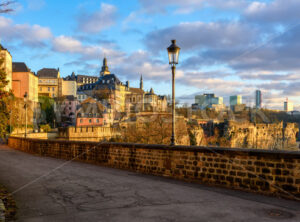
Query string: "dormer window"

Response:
xmin=107 ymin=80 xmax=110 ymax=84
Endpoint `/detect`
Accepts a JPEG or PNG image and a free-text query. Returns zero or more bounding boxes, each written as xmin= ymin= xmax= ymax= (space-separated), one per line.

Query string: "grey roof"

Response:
xmin=64 ymin=73 xmax=99 ymax=82
xmin=12 ymin=62 xmax=30 ymax=72
xmin=93 ymin=74 xmax=123 ymax=90
xmin=37 ymin=68 xmax=59 ymax=78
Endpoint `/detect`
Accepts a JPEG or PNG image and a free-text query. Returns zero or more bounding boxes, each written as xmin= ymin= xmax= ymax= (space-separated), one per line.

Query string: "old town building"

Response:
xmin=78 ymin=57 xmax=167 ymax=114
xmin=0 ymin=44 xmax=12 ymax=91
xmin=37 ymin=68 xmax=60 ymax=98
xmin=12 ymin=62 xmax=38 ymax=103
xmin=76 ymin=98 xmax=113 ymax=127
xmin=65 ymin=72 xmax=99 ymax=88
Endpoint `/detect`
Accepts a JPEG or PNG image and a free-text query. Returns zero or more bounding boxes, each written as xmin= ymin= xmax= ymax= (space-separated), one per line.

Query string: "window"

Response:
xmin=48 ymin=87 xmax=50 ymax=91
xmin=89 ymin=119 xmax=92 ymax=123
xmin=40 ymin=87 xmax=42 ymax=91
xmin=69 ymin=102 xmax=71 ymax=105
xmin=96 ymin=119 xmax=99 ymax=123
xmin=52 ymin=87 xmax=55 ymax=91
xmin=80 ymin=119 xmax=83 ymax=123
xmin=102 ymin=80 xmax=105 ymax=84
xmin=69 ymin=107 xmax=71 ymax=110
xmin=52 ymin=94 xmax=55 ymax=97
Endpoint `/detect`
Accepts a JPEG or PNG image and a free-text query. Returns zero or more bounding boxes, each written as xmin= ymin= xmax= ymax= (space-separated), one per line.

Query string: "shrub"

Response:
xmin=40 ymin=124 xmax=51 ymax=132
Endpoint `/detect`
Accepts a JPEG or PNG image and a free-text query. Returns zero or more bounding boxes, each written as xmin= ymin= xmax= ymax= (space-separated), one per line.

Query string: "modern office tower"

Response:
xmin=193 ymin=93 xmax=224 ymax=110
xmin=255 ymin=90 xmax=262 ymax=109
xmin=230 ymin=95 xmax=242 ymax=106
xmin=284 ymin=98 xmax=293 ymax=112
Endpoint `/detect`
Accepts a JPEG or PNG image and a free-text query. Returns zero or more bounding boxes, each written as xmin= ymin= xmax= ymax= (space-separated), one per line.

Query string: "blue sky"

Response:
xmin=1 ymin=0 xmax=300 ymax=110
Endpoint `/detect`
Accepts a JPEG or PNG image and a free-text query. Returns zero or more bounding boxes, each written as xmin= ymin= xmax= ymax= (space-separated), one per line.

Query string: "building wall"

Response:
xmin=38 ymin=78 xmax=59 ymax=98
xmin=60 ymin=79 xmax=77 ymax=97
xmin=8 ymin=137 xmax=300 ymax=200
xmin=57 ymin=126 xmax=117 ymax=141
xmin=284 ymin=101 xmax=294 ymax=112
xmin=12 ymin=71 xmax=38 ymax=102
xmin=0 ymin=49 xmax=12 ymax=91
xmin=76 ymin=117 xmax=104 ymax=127
xmin=230 ymin=95 xmax=242 ymax=106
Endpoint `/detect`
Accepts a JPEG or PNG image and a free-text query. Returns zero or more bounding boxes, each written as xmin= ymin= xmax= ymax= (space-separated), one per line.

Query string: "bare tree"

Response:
xmin=0 ymin=1 xmax=15 ymax=13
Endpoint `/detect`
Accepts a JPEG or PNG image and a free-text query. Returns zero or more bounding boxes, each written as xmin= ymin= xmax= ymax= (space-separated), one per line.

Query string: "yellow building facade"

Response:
xmin=37 ymin=68 xmax=60 ymax=98
xmin=0 ymin=44 xmax=12 ymax=91
xmin=60 ymin=79 xmax=77 ymax=97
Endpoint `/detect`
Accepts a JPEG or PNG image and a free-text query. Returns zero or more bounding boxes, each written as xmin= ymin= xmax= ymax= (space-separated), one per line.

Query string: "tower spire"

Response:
xmin=100 ymin=57 xmax=110 ymax=77
xmin=140 ymin=74 xmax=143 ymax=90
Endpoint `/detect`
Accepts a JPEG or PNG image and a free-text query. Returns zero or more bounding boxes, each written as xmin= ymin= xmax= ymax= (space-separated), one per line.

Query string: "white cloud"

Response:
xmin=53 ymin=36 xmax=83 ymax=53
xmin=52 ymin=35 xmax=125 ymax=62
xmin=77 ymin=3 xmax=117 ymax=33
xmin=144 ymin=21 xmax=258 ymax=53
xmin=244 ymin=0 xmax=300 ymax=23
xmin=0 ymin=16 xmax=52 ymax=46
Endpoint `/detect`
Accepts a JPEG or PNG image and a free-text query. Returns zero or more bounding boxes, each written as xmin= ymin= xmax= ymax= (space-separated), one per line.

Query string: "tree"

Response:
xmin=39 ymin=96 xmax=55 ymax=126
xmin=0 ymin=1 xmax=15 ymax=13
xmin=0 ymin=58 xmax=12 ymax=138
xmin=121 ymin=114 xmax=189 ymax=145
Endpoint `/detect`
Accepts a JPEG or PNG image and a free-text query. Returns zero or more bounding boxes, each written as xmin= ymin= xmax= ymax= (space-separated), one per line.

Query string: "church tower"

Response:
xmin=140 ymin=75 xmax=143 ymax=90
xmin=100 ymin=57 xmax=110 ymax=77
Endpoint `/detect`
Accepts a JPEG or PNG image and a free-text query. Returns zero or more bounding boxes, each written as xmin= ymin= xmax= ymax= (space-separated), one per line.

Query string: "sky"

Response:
xmin=1 ymin=0 xmax=300 ymax=110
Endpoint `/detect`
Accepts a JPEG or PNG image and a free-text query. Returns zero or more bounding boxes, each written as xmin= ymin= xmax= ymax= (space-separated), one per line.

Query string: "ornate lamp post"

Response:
xmin=24 ymin=92 xmax=28 ymax=138
xmin=167 ymin=40 xmax=180 ymax=146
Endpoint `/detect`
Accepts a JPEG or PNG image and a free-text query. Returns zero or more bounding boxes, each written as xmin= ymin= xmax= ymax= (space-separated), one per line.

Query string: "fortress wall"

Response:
xmin=8 ymin=137 xmax=300 ymax=200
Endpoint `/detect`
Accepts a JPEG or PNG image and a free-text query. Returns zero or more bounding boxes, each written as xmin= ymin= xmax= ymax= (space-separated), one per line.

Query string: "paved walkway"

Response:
xmin=0 ymin=145 xmax=300 ymax=222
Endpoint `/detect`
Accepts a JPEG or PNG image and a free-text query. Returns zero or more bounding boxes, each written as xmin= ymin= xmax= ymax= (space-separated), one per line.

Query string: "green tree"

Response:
xmin=0 ymin=58 xmax=13 ymax=138
xmin=39 ymin=96 xmax=55 ymax=126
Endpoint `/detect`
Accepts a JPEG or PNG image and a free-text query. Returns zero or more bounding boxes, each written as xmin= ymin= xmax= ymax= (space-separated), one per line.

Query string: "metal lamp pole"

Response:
xmin=171 ymin=65 xmax=176 ymax=146
xmin=24 ymin=92 xmax=28 ymax=138
xmin=167 ymin=40 xmax=180 ymax=146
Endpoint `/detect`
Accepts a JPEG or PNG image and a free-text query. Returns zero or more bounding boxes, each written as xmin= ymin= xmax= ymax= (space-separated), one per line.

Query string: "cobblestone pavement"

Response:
xmin=0 ymin=145 xmax=300 ymax=222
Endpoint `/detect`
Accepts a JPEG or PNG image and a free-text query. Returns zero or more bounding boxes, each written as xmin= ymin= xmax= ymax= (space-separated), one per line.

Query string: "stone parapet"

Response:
xmin=8 ymin=137 xmax=300 ymax=200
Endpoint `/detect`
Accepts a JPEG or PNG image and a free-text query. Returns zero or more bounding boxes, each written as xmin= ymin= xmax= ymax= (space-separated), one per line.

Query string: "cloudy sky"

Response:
xmin=1 ymin=0 xmax=300 ymax=110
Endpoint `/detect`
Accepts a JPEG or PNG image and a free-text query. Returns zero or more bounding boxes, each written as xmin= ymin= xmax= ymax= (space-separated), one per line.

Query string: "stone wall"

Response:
xmin=57 ymin=126 xmax=119 ymax=141
xmin=8 ymin=137 xmax=300 ymax=200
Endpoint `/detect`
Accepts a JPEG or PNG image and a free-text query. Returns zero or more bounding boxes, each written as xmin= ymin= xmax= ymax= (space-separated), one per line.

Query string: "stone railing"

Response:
xmin=8 ymin=137 xmax=300 ymax=200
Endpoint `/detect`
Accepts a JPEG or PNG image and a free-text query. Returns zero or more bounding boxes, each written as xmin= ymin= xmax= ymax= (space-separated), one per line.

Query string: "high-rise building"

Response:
xmin=230 ymin=95 xmax=242 ymax=106
xmin=255 ymin=90 xmax=262 ymax=109
xmin=284 ymin=98 xmax=293 ymax=112
xmin=193 ymin=93 xmax=224 ymax=110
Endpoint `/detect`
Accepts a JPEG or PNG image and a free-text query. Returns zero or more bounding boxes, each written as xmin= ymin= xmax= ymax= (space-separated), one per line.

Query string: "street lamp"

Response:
xmin=24 ymin=92 xmax=28 ymax=138
xmin=167 ymin=39 xmax=180 ymax=146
